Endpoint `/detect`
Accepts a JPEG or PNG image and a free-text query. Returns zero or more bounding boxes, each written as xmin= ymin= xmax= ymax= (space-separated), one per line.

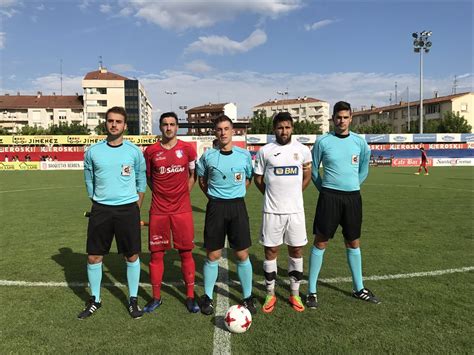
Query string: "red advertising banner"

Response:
xmin=391 ymin=158 xmax=433 ymax=167
xmin=0 ymin=146 xmax=85 ymax=161
xmin=369 ymin=143 xmax=469 ymax=150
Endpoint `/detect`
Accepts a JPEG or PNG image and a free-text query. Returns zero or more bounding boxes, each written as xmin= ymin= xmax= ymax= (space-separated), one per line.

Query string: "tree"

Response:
xmin=19 ymin=125 xmax=47 ymax=135
xmin=293 ymin=120 xmax=322 ymax=134
xmin=352 ymin=122 xmax=393 ymax=134
xmin=249 ymin=111 xmax=273 ymax=134
xmin=48 ymin=122 xmax=90 ymax=135
xmin=94 ymin=122 xmax=108 ymax=135
xmin=438 ymin=111 xmax=472 ymax=133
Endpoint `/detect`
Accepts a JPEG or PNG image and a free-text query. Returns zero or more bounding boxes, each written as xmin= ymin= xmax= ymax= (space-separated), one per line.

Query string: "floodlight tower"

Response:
xmin=412 ymin=30 xmax=432 ymax=133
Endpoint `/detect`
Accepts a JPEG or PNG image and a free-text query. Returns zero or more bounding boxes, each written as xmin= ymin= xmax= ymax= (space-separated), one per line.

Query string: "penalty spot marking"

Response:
xmin=1 ymin=266 xmax=472 ymax=289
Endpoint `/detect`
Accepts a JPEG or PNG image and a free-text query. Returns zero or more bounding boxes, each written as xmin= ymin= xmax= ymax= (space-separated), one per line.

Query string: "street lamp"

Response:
xmin=277 ymin=90 xmax=289 ymax=112
xmin=412 ymin=30 xmax=432 ymax=133
xmin=165 ymin=91 xmax=177 ymax=111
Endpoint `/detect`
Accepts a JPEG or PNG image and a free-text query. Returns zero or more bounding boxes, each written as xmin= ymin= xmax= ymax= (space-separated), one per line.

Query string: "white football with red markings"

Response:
xmin=224 ymin=305 xmax=252 ymax=333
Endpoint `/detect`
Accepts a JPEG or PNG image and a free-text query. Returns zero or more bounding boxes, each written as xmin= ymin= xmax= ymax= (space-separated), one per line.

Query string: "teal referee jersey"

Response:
xmin=197 ymin=147 xmax=253 ymax=199
xmin=311 ymin=132 xmax=370 ymax=192
xmin=84 ymin=140 xmax=147 ymax=205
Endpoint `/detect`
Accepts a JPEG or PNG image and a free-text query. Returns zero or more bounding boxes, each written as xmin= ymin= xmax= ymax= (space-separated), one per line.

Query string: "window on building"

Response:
xmin=460 ymin=103 xmax=468 ymax=112
xmin=97 ymin=100 xmax=107 ymax=107
xmin=426 ymin=104 xmax=440 ymax=114
xmin=87 ymin=113 xmax=98 ymax=120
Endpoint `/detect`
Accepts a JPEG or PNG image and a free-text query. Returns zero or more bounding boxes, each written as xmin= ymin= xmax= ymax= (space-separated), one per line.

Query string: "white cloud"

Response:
xmin=110 ymin=63 xmax=140 ymax=73
xmin=118 ymin=0 xmax=302 ymax=31
xmin=0 ymin=32 xmax=5 ymax=49
xmin=304 ymin=19 xmax=338 ymax=31
xmin=36 ymin=4 xmax=45 ymax=11
xmin=186 ymin=29 xmax=267 ymax=55
xmin=185 ymin=60 xmax=213 ymax=73
xmin=100 ymin=4 xmax=112 ymax=13
xmin=0 ymin=0 xmax=20 ymax=18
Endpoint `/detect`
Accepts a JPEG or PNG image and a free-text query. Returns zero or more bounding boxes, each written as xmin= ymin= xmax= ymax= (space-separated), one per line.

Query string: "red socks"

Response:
xmin=179 ymin=250 xmax=196 ymax=299
xmin=150 ymin=250 xmax=196 ymax=299
xmin=149 ymin=251 xmax=164 ymax=300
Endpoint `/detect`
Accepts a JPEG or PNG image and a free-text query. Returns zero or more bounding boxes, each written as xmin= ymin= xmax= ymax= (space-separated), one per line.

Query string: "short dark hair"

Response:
xmin=106 ymin=106 xmax=127 ymax=122
xmin=214 ymin=114 xmax=233 ymax=128
xmin=159 ymin=112 xmax=178 ymax=125
xmin=332 ymin=101 xmax=352 ymax=116
xmin=273 ymin=112 xmax=293 ymax=128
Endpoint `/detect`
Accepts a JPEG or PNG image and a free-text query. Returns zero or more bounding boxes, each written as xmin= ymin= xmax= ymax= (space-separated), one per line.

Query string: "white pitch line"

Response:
xmin=0 ymin=186 xmax=83 ymax=194
xmin=365 ymin=183 xmax=474 ymax=193
xmin=213 ymin=247 xmax=231 ymax=355
xmin=1 ymin=266 xmax=472 ymax=288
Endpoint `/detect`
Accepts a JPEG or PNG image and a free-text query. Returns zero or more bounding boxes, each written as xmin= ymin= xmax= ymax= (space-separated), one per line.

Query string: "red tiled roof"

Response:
xmin=254 ymin=97 xmax=324 ymax=108
xmin=83 ymin=70 xmax=128 ymax=80
xmin=352 ymin=92 xmax=472 ymax=116
xmin=0 ymin=95 xmax=84 ymax=109
xmin=186 ymin=103 xmax=228 ymax=114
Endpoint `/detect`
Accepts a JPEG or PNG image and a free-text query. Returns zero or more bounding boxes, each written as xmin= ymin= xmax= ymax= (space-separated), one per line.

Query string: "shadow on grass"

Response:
xmin=192 ymin=205 xmax=206 ymax=213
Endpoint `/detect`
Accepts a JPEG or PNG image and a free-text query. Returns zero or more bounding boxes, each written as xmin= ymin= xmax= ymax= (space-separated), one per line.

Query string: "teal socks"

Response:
xmin=346 ymin=247 xmax=364 ymax=292
xmin=237 ymin=258 xmax=253 ymax=299
xmin=87 ymin=262 xmax=102 ymax=302
xmin=203 ymin=259 xmax=219 ymax=299
xmin=126 ymin=258 xmax=141 ymax=298
xmin=308 ymin=246 xmax=325 ymax=294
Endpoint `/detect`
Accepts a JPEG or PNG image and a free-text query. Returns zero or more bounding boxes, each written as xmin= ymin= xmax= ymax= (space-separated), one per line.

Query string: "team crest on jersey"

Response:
xmin=352 ymin=155 xmax=359 ymax=164
xmin=234 ymin=172 xmax=243 ymax=183
xmin=121 ymin=165 xmax=131 ymax=176
xmin=175 ymin=149 xmax=183 ymax=158
xmin=293 ymin=153 xmax=299 ymax=161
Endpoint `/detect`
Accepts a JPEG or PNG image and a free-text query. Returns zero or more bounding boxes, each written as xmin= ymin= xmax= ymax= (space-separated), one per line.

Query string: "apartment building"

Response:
xmin=253 ymin=96 xmax=330 ymax=133
xmin=352 ymin=92 xmax=473 ymax=133
xmin=82 ymin=67 xmax=153 ymax=134
xmin=0 ymin=93 xmax=83 ymax=133
xmin=185 ymin=102 xmax=239 ymax=135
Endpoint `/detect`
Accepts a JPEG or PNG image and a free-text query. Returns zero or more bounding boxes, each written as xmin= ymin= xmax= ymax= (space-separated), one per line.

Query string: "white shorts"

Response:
xmin=259 ymin=212 xmax=308 ymax=247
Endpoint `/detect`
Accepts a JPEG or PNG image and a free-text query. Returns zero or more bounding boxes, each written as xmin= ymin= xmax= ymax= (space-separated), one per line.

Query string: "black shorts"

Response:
xmin=203 ymin=198 xmax=251 ymax=252
xmin=313 ymin=188 xmax=362 ymax=241
xmin=87 ymin=201 xmax=141 ymax=256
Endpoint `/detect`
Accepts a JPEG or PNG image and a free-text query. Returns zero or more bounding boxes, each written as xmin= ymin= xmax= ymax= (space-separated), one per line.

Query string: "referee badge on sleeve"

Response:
xmin=121 ymin=164 xmax=131 ymax=176
xmin=352 ymin=155 xmax=359 ymax=164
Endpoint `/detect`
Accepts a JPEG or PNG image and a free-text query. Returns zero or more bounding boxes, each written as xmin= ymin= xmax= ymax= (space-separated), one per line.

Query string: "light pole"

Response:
xmin=412 ymin=30 xmax=432 ymax=133
xmin=276 ymin=90 xmax=289 ymax=112
xmin=165 ymin=91 xmax=177 ymax=111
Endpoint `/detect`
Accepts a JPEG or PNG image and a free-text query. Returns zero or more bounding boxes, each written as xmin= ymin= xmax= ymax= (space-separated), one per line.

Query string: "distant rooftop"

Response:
xmin=254 ymin=97 xmax=325 ymax=108
xmin=0 ymin=93 xmax=83 ymax=109
xmin=83 ymin=67 xmax=129 ymax=81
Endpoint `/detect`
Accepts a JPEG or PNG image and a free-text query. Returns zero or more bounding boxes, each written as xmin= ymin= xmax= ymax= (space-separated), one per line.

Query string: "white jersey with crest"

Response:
xmin=254 ymin=139 xmax=312 ymax=214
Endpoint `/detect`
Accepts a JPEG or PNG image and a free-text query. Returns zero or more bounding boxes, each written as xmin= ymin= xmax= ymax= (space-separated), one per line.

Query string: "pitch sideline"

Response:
xmin=1 ymin=266 xmax=472 ymax=288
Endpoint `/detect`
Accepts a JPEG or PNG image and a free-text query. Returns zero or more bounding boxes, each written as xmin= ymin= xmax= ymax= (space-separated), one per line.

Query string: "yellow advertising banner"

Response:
xmin=0 ymin=135 xmax=161 ymax=145
xmin=0 ymin=162 xmax=40 ymax=171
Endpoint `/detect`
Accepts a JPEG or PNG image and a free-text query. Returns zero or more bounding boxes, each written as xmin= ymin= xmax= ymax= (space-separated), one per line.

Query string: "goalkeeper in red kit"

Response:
xmin=414 ymin=147 xmax=429 ymax=175
xmin=143 ymin=112 xmax=200 ymax=313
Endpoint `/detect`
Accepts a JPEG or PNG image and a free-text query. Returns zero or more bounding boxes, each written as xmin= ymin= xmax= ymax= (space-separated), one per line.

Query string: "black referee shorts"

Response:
xmin=313 ymin=188 xmax=362 ymax=241
xmin=87 ymin=201 xmax=141 ymax=256
xmin=203 ymin=198 xmax=251 ymax=252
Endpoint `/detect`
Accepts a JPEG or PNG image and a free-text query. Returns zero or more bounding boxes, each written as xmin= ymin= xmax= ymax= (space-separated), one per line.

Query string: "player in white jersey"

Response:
xmin=254 ymin=112 xmax=312 ymax=313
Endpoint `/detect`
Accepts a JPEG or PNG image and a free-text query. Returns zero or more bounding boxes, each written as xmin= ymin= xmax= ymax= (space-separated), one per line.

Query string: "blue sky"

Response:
xmin=1 ymin=0 xmax=472 ymax=126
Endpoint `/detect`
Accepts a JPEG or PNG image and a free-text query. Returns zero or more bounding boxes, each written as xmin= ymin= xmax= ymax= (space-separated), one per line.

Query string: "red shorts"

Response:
xmin=148 ymin=212 xmax=195 ymax=252
xmin=421 ymin=160 xmax=427 ymax=166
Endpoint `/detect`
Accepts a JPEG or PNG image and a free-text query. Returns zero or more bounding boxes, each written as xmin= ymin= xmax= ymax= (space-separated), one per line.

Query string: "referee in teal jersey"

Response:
xmin=197 ymin=115 xmax=256 ymax=316
xmin=306 ymin=101 xmax=380 ymax=309
xmin=78 ymin=106 xmax=147 ymax=320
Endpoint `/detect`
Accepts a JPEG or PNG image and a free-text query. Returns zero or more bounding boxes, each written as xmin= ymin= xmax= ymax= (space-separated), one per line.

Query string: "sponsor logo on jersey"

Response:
xmin=274 ymin=152 xmax=281 ymax=157
xmin=234 ymin=172 xmax=243 ymax=182
xmin=158 ymin=164 xmax=186 ymax=174
xmin=274 ymin=166 xmax=299 ymax=175
xmin=352 ymin=155 xmax=359 ymax=164
xmin=176 ymin=149 xmax=183 ymax=158
xmin=121 ymin=164 xmax=131 ymax=176
xmin=293 ymin=153 xmax=299 ymax=161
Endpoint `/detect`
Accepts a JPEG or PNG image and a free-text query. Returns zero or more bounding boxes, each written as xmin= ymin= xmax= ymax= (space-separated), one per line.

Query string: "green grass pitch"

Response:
xmin=0 ymin=167 xmax=473 ymax=353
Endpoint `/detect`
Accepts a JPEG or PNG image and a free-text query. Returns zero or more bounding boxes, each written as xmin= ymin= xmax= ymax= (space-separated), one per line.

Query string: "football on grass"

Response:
xmin=224 ymin=305 xmax=252 ymax=333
